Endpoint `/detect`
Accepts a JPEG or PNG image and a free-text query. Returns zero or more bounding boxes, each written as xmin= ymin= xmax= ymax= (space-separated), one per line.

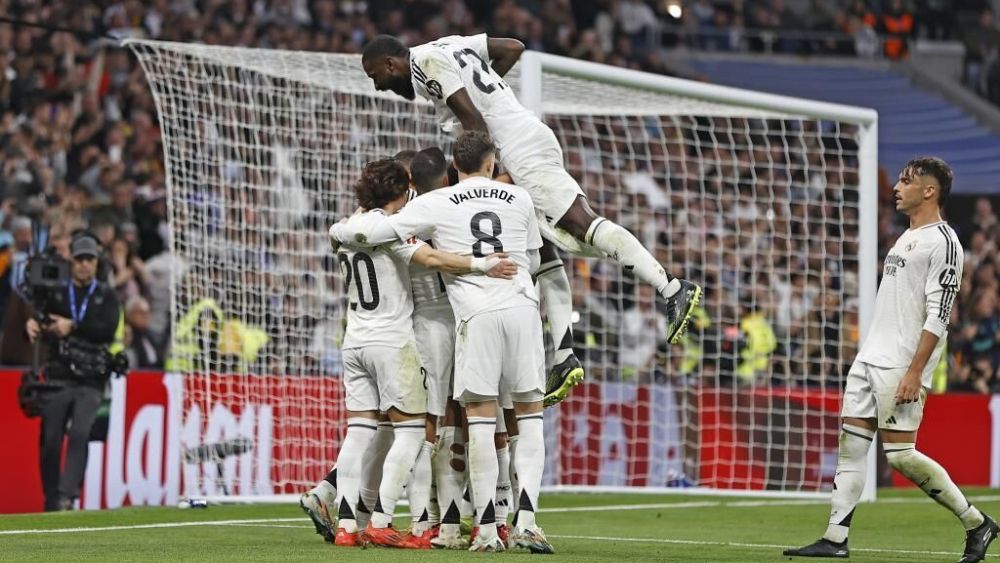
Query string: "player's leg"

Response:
xmin=406 ymin=415 xmax=436 ymax=532
xmin=365 ymin=342 xmax=429 ymax=548
xmin=874 ymin=367 xmax=996 ymax=563
xmin=504 ymin=407 xmax=520 ymax=529
xmin=535 ymin=240 xmax=584 ymax=406
xmin=785 ymin=363 xmax=876 ymax=558
xmin=356 ymin=416 xmax=392 ymax=530
xmin=432 ymin=399 xmax=470 ymax=549
xmin=502 ymin=306 xmax=554 ymax=554
xmin=557 ymin=195 xmax=701 ymax=344
xmin=304 ymin=348 xmax=378 ymax=546
xmin=494 ymin=400 xmax=512 ymax=544
xmin=451 ymin=312 xmax=506 ymax=552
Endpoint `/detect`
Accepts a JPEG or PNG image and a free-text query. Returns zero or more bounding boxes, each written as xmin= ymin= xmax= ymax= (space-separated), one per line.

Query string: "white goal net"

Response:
xmin=126 ymin=39 xmax=877 ymax=500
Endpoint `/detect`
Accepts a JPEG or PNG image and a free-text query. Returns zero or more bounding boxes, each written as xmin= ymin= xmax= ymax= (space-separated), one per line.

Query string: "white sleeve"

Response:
xmin=922 ymin=239 xmax=963 ymax=338
xmin=413 ymin=48 xmax=465 ymax=101
xmin=388 ymin=197 xmax=435 ymax=241
xmin=464 ymin=33 xmax=490 ymax=62
xmin=328 ymin=212 xmax=399 ymax=248
xmin=388 ymin=239 xmax=425 ymax=264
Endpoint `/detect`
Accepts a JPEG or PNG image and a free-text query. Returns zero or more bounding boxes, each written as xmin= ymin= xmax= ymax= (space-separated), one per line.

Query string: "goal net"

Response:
xmin=126 ymin=39 xmax=877 ymax=500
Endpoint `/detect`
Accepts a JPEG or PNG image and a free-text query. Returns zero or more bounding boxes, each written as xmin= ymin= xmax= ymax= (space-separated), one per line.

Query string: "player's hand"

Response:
xmin=484 ymin=252 xmax=517 ymax=279
xmin=894 ymin=371 xmax=922 ymax=405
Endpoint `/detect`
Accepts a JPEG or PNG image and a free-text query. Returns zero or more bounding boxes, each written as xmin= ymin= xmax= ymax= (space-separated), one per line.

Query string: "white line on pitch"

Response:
xmin=547 ymin=534 xmax=1000 ymax=559
xmin=3 ymin=494 xmax=1000 ymax=536
xmin=0 ymin=518 xmax=305 ymax=535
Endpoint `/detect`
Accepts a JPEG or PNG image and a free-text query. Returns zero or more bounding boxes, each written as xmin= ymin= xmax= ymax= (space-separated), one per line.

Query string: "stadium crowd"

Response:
xmin=0 ymin=0 xmax=996 ymax=392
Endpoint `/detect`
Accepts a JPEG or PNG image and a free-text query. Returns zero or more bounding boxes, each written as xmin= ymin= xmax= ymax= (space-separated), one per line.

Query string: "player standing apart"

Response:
xmin=361 ymin=34 xmax=702 ymax=406
xmin=330 ymin=132 xmax=554 ymax=553
xmin=784 ymin=157 xmax=997 ymax=563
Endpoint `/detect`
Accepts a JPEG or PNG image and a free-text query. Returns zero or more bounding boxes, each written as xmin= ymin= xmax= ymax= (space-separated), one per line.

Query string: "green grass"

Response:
xmin=2 ymin=489 xmax=999 ymax=562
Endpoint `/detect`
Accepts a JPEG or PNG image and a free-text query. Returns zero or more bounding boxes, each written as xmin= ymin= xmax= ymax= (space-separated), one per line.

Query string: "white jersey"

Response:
xmin=388 ymin=176 xmax=542 ymax=322
xmin=405 ymin=190 xmax=451 ymax=310
xmin=410 ymin=34 xmax=546 ymax=158
xmin=857 ymin=221 xmax=963 ymax=385
xmin=333 ymin=210 xmax=423 ymax=349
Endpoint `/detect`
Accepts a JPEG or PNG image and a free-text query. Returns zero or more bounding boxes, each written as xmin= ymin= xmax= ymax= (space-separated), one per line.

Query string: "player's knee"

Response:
xmin=884 ymin=443 xmax=917 ymax=473
xmin=555 ymin=197 xmax=597 ymax=239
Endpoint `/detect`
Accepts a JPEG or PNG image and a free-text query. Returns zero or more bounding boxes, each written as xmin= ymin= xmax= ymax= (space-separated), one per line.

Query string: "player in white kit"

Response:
xmin=301 ymin=158 xmax=516 ymax=549
xmin=361 ymin=33 xmax=703 ymax=408
xmin=785 ymin=157 xmax=997 ymax=563
xmin=330 ymin=132 xmax=555 ymax=553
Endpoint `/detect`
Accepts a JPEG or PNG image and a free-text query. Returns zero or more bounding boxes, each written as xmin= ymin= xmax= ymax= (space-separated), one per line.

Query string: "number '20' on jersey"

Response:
xmin=337 ymin=210 xmax=423 ymax=349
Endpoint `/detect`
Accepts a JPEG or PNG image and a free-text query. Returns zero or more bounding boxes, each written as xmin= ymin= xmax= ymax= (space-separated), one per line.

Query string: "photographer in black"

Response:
xmin=26 ymin=234 xmax=121 ymax=511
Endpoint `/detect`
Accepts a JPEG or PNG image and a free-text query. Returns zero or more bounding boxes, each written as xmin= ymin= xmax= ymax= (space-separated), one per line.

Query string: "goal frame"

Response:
xmin=124 ymin=39 xmax=880 ymax=504
xmin=518 ymin=50 xmax=879 ymax=502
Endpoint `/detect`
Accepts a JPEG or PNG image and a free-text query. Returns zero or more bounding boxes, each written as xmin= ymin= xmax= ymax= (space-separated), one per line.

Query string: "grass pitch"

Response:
xmin=2 ymin=488 xmax=999 ymax=562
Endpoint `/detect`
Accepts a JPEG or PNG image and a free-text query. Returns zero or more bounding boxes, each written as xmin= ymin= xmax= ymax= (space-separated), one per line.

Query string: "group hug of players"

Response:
xmin=296 ymin=32 xmax=702 ymax=554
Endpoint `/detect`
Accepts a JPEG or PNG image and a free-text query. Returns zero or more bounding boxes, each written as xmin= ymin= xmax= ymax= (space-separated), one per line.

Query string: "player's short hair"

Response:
xmin=410 ymin=147 xmax=448 ymax=194
xmin=355 ymin=158 xmax=409 ymax=210
xmin=362 ymin=35 xmax=408 ymax=65
xmin=452 ymin=131 xmax=496 ymax=174
xmin=903 ymin=156 xmax=953 ymax=207
xmin=393 ymin=150 xmax=416 ymax=171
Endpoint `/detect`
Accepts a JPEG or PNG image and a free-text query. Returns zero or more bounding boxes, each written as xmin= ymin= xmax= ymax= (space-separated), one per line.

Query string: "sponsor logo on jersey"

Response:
xmin=883 ymin=253 xmax=906 ymax=277
xmin=938 ymin=266 xmax=959 ymax=288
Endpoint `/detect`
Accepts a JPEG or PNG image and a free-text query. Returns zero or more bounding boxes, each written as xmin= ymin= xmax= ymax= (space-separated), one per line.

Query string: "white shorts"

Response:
xmin=342 ymin=341 xmax=427 ymax=415
xmin=453 ymin=306 xmax=545 ymax=406
xmin=414 ymin=304 xmax=456 ymax=417
xmin=841 ymin=360 xmax=927 ymax=432
xmin=501 ymin=127 xmax=601 ymax=257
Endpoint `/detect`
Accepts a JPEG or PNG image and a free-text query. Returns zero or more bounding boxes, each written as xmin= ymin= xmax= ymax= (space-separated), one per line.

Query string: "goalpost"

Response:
xmin=124 ymin=39 xmax=878 ymax=503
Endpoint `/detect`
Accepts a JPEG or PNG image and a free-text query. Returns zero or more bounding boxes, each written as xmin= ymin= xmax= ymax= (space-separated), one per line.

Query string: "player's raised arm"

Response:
xmin=409 ymin=245 xmax=516 ymax=278
xmin=445 ymin=89 xmax=489 ymax=134
xmin=486 ymin=37 xmax=525 ymax=78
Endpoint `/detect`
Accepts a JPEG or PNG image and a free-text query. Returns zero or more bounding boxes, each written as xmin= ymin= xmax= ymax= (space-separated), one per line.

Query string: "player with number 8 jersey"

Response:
xmin=329 ymin=132 xmax=555 ymax=554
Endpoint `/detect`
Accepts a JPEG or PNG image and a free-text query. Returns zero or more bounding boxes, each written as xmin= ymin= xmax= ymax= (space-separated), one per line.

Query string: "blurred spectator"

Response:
xmin=962 ymin=9 xmax=1000 ymax=95
xmin=124 ymin=295 xmax=162 ymax=368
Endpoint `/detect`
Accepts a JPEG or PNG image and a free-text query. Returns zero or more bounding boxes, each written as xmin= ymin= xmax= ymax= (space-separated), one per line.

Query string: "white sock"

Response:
xmin=822 ymin=424 xmax=874 ymax=543
xmin=885 ymin=443 xmax=985 ymax=531
xmin=310 ymin=475 xmax=336 ymax=507
xmin=370 ymin=421 xmax=424 ymax=529
xmin=513 ymin=413 xmax=544 ymax=531
xmin=332 ymin=417 xmax=377 ymax=532
xmin=408 ymin=440 xmax=434 ymax=535
xmin=535 ymin=259 xmax=574 ymax=364
xmin=434 ymin=426 xmax=467 ymax=529
xmin=495 ymin=445 xmax=511 ymax=524
xmin=508 ymin=435 xmax=520 ymax=518
xmin=357 ymin=421 xmax=393 ymax=529
xmin=467 ymin=417 xmax=499 ymax=530
xmin=586 ymin=217 xmax=678 ymax=298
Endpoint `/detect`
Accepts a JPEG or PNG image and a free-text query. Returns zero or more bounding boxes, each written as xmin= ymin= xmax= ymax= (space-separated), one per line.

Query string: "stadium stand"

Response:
xmin=0 ymin=0 xmax=995 ymax=391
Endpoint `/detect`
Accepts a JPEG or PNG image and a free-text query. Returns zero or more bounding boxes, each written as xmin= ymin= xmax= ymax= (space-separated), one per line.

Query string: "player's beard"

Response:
xmin=389 ymin=74 xmax=415 ymax=100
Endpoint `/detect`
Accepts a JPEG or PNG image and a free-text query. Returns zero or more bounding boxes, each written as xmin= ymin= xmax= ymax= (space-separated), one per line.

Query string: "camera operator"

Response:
xmin=26 ymin=235 xmax=121 ymax=511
